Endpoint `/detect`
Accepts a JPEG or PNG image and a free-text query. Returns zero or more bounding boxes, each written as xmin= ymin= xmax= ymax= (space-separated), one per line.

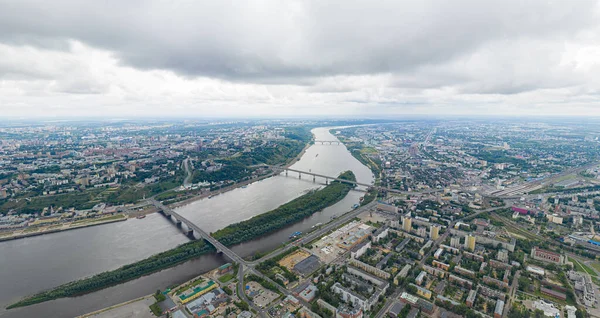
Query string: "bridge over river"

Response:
xmin=147 ymin=198 xmax=244 ymax=263
xmin=271 ymin=166 xmax=441 ymax=195
xmin=147 ymin=198 xmax=299 ymax=316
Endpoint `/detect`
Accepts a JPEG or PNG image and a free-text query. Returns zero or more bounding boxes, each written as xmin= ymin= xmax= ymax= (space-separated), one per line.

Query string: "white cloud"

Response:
xmin=1 ymin=1 xmax=600 ymax=117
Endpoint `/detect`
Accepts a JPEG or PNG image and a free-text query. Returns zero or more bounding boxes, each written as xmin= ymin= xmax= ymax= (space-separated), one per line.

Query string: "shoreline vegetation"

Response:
xmin=7 ymin=170 xmax=356 ymax=309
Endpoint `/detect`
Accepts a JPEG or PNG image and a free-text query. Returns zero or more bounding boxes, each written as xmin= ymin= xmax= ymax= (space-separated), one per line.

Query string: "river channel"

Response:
xmin=0 ymin=127 xmax=373 ymax=318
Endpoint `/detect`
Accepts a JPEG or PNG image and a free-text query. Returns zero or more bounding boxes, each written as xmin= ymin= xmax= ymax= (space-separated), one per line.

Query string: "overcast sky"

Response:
xmin=1 ymin=0 xmax=600 ymax=118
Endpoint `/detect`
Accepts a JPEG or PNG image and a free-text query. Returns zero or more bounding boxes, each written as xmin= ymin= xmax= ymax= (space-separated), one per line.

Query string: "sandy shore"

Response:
xmin=0 ymin=215 xmax=128 ymax=242
xmin=77 ymin=295 xmax=155 ymax=318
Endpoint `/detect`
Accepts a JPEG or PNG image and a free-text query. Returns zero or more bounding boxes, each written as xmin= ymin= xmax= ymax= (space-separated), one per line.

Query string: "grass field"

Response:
xmin=70 ymin=214 xmax=126 ymax=226
xmin=360 ymin=147 xmax=378 ymax=154
xmin=569 ymin=257 xmax=598 ymax=277
xmin=218 ymin=273 xmax=235 ymax=283
xmin=174 ymin=277 xmax=205 ymax=295
xmin=590 ymin=262 xmax=600 ymax=273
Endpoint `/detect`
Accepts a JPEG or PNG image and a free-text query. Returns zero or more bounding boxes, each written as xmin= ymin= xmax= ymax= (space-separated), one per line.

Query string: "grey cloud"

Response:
xmin=0 ymin=0 xmax=597 ymax=83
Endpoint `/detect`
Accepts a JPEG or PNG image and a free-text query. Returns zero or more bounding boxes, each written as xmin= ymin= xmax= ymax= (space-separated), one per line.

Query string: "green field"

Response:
xmin=218 ymin=273 xmax=235 ymax=283
xmin=590 ymin=261 xmax=600 ymax=273
xmin=71 ymin=214 xmax=126 ymax=226
xmin=360 ymin=147 xmax=378 ymax=154
xmin=569 ymin=257 xmax=598 ymax=277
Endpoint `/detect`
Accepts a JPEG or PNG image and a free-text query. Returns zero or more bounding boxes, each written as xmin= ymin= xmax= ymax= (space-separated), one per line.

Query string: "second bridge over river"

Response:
xmin=270 ymin=166 xmax=440 ymax=196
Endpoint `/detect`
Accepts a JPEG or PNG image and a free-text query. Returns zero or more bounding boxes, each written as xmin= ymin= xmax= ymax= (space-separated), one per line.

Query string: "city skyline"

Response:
xmin=1 ymin=0 xmax=600 ymax=118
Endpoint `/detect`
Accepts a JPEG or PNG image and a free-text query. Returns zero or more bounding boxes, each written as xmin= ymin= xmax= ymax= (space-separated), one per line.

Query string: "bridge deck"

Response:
xmin=273 ymin=166 xmax=439 ymax=195
xmin=148 ymin=199 xmax=243 ymax=263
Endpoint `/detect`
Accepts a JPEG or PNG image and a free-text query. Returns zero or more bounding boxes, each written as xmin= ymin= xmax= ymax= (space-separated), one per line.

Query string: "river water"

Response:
xmin=0 ymin=127 xmax=373 ymax=318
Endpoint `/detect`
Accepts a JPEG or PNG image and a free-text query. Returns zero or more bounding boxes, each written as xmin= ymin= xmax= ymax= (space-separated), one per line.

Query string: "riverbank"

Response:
xmin=7 ymin=171 xmax=354 ymax=309
xmin=168 ymin=137 xmax=312 ymax=210
xmin=0 ymin=214 xmax=128 ymax=242
xmin=0 ymin=126 xmax=375 ymax=318
xmin=76 ymin=295 xmax=155 ymax=318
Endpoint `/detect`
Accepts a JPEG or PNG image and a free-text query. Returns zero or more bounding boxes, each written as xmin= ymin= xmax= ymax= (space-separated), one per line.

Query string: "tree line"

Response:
xmin=8 ymin=240 xmax=213 ymax=308
xmin=9 ymin=171 xmax=356 ymax=309
xmin=212 ymin=171 xmax=356 ymax=246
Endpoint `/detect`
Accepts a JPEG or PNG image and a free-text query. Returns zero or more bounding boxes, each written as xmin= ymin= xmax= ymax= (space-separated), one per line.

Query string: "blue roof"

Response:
xmin=589 ymin=240 xmax=600 ymax=246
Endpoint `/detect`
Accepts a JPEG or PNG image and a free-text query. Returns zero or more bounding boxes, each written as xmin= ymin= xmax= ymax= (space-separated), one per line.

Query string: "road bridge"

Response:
xmin=271 ymin=166 xmax=441 ymax=195
xmin=313 ymin=140 xmax=342 ymax=145
xmin=147 ymin=199 xmax=245 ymax=264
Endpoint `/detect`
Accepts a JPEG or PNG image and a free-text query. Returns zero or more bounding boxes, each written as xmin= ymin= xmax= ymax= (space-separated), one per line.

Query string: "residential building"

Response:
xmin=494 ymin=300 xmax=504 ymax=318
xmin=466 ymin=289 xmax=477 ymax=307
xmin=465 ymin=235 xmax=476 ymax=252
xmin=402 ymin=216 xmax=412 ymax=232
xmin=497 ymin=249 xmax=509 ymax=263
xmin=351 ymin=241 xmax=372 ymax=259
xmin=430 ymin=225 xmax=440 ymax=240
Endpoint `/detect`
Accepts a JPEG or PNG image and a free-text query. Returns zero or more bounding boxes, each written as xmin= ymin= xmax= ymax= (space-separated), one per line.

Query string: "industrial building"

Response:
xmin=294 ymin=255 xmax=322 ymax=276
xmin=530 ymin=246 xmax=565 ymax=265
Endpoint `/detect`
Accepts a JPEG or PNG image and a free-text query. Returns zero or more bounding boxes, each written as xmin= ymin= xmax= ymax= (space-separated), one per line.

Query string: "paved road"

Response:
xmin=236 ymin=265 xmax=266 ymax=317
xmin=147 ymin=199 xmax=245 ymax=264
xmin=182 ymin=158 xmax=193 ymax=188
xmin=504 ymin=270 xmax=521 ymax=317
xmin=248 ymin=200 xmax=378 ymax=265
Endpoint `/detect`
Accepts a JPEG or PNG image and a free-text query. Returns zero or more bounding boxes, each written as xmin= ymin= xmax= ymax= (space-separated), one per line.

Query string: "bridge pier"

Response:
xmin=313 ymin=175 xmax=316 ymax=183
xmin=325 ymin=178 xmax=328 ymax=185
xmin=285 ymin=170 xmax=288 ymax=177
xmin=176 ymin=220 xmax=182 ymax=228
xmin=298 ymin=173 xmax=301 ymax=179
xmin=186 ymin=229 xmax=195 ymax=239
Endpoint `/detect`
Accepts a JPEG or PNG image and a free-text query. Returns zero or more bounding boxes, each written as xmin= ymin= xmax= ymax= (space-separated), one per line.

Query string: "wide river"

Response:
xmin=0 ymin=127 xmax=373 ymax=318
